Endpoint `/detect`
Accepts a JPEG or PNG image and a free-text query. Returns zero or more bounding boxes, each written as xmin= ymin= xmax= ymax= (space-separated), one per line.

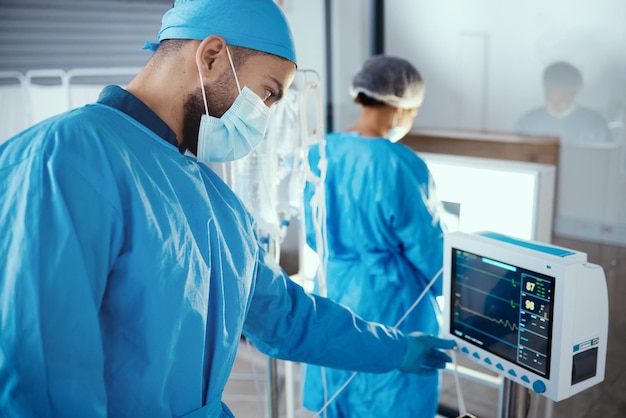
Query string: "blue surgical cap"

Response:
xmin=147 ymin=0 xmax=297 ymax=65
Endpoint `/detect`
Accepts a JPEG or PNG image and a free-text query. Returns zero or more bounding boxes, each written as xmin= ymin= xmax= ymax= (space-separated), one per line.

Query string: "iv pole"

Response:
xmin=501 ymin=380 xmax=530 ymax=418
xmin=265 ymin=237 xmax=282 ymax=418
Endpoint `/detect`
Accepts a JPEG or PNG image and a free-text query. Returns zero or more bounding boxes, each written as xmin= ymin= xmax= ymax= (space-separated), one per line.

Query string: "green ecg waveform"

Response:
xmin=455 ymin=300 xmax=519 ymax=331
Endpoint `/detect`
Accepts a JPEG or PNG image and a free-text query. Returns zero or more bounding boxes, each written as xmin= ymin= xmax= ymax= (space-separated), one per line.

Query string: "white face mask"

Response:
xmin=387 ymin=109 xmax=411 ymax=142
xmin=196 ymin=47 xmax=271 ymax=163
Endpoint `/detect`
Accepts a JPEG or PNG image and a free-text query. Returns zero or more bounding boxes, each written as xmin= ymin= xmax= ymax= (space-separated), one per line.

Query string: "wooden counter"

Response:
xmin=401 ymin=128 xmax=560 ymax=166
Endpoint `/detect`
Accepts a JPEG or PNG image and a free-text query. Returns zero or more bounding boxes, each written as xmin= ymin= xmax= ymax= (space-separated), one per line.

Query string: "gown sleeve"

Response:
xmin=0 ymin=131 xmax=123 ymax=417
xmin=242 ymin=247 xmax=407 ymax=373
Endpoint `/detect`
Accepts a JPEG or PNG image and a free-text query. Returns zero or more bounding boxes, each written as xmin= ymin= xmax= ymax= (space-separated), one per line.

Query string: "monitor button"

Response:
xmin=533 ymin=380 xmax=546 ymax=394
xmin=496 ymin=363 xmax=505 ymax=371
xmin=473 ymin=352 xmax=480 ymax=359
xmin=462 ymin=347 xmax=470 ymax=354
xmin=508 ymin=369 xmax=517 ymax=377
xmin=521 ymin=375 xmax=531 ymax=383
xmin=484 ymin=358 xmax=492 ymax=365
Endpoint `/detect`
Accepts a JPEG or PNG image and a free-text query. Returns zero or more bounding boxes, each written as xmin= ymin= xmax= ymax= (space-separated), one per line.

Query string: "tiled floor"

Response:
xmin=223 ymin=235 xmax=626 ymax=417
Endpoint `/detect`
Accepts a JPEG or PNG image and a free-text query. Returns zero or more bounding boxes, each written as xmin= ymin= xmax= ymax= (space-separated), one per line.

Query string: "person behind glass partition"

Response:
xmin=515 ymin=61 xmax=613 ymax=144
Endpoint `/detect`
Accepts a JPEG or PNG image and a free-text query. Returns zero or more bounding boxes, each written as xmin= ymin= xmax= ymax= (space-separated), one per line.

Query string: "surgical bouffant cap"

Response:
xmin=349 ymin=55 xmax=424 ymax=109
xmin=148 ymin=0 xmax=297 ymax=65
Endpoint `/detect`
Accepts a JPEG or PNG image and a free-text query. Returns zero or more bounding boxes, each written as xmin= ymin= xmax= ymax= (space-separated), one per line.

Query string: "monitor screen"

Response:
xmin=450 ymin=247 xmax=555 ymax=378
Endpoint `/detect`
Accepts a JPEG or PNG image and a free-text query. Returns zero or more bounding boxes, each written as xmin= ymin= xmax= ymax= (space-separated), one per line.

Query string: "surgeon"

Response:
xmin=302 ymin=55 xmax=447 ymax=417
xmin=0 ymin=1 xmax=455 ymax=417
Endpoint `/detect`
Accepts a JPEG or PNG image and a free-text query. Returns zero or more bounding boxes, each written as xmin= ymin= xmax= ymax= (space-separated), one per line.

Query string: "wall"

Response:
xmin=0 ymin=0 xmax=169 ymax=73
xmin=0 ymin=0 xmax=171 ymax=142
xmin=281 ymin=1 xmax=326 ymax=83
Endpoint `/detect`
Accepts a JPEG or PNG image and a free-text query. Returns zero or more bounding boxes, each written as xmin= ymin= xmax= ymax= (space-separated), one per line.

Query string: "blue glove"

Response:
xmin=399 ymin=332 xmax=456 ymax=374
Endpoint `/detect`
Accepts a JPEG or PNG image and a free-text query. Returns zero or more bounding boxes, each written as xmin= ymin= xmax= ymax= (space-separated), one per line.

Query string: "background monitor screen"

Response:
xmin=450 ymin=247 xmax=555 ymax=378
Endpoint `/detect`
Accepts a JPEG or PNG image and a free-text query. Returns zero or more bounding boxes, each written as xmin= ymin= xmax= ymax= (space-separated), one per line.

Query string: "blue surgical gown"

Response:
xmin=0 ymin=87 xmax=409 ymax=418
xmin=302 ymin=132 xmax=445 ymax=417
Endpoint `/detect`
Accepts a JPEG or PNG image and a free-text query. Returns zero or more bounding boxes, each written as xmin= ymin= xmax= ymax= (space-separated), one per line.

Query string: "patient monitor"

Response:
xmin=442 ymin=231 xmax=608 ymax=402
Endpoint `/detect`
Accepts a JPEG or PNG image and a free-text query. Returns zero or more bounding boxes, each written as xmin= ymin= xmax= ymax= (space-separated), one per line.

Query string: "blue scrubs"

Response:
xmin=302 ymin=132 xmax=445 ymax=417
xmin=0 ymin=87 xmax=409 ymax=418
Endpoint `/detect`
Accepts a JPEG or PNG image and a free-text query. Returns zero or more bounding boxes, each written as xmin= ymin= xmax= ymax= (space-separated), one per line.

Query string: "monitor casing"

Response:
xmin=442 ymin=231 xmax=608 ymax=402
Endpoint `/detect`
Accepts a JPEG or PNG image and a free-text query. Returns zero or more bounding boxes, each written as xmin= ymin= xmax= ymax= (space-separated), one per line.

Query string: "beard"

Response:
xmin=180 ymin=70 xmax=236 ymax=155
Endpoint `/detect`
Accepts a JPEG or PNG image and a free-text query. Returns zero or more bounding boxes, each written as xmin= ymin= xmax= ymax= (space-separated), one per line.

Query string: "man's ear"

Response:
xmin=196 ymin=35 xmax=228 ymax=79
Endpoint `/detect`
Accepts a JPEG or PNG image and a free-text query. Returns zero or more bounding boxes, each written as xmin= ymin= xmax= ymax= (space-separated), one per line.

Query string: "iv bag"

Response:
xmin=269 ymin=84 xmax=302 ymax=221
xmin=228 ymin=125 xmax=281 ymax=241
